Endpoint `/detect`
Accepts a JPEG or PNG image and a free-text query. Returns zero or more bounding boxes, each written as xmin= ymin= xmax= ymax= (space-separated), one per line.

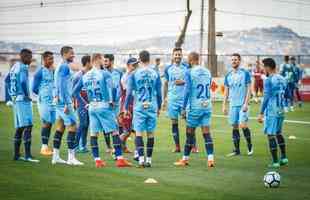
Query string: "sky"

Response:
xmin=0 ymin=0 xmax=310 ymax=45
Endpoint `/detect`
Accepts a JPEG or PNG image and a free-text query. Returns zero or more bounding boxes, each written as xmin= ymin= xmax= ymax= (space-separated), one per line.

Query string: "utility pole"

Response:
xmin=199 ymin=0 xmax=205 ymax=62
xmin=207 ymin=0 xmax=217 ymax=76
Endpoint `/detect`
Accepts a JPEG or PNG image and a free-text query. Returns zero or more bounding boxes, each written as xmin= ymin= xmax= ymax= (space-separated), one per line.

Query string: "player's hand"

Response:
xmin=175 ymin=80 xmax=185 ymax=85
xmin=6 ymin=101 xmax=13 ymax=107
xmin=64 ymin=105 xmax=69 ymax=115
xmin=222 ymin=105 xmax=228 ymax=115
xmin=181 ymin=110 xmax=186 ymax=119
xmin=257 ymin=114 xmax=264 ymax=123
xmin=242 ymin=104 xmax=248 ymax=112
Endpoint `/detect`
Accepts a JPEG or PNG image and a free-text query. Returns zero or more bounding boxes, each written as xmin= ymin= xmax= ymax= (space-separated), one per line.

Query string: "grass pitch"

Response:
xmin=0 ymin=102 xmax=310 ymax=200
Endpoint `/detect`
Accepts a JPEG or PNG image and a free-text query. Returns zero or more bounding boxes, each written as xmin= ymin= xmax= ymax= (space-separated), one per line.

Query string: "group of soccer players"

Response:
xmin=4 ymin=46 xmax=288 ymax=169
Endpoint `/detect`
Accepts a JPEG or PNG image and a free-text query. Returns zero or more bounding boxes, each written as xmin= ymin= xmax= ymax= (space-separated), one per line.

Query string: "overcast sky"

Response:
xmin=0 ymin=0 xmax=310 ymax=45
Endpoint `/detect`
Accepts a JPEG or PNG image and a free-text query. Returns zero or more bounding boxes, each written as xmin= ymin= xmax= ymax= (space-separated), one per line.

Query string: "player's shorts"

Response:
xmin=133 ymin=108 xmax=157 ymax=133
xmin=13 ymin=101 xmax=33 ymax=128
xmin=264 ymin=116 xmax=284 ymax=135
xmin=229 ymin=105 xmax=249 ymax=125
xmin=167 ymin=101 xmax=182 ymax=119
xmin=88 ymin=103 xmax=117 ymax=135
xmin=55 ymin=104 xmax=77 ymax=126
xmin=186 ymin=109 xmax=211 ymax=128
xmin=37 ymin=103 xmax=56 ymax=124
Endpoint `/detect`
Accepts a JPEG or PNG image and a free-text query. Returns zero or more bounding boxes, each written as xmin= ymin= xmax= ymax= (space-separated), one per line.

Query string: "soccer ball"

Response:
xmin=263 ymin=171 xmax=281 ymax=188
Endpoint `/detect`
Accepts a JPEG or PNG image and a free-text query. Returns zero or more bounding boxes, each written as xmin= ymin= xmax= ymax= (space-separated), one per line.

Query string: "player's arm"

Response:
xmin=258 ymin=78 xmax=271 ymax=123
xmin=104 ymin=72 xmax=114 ymax=106
xmin=124 ymin=73 xmax=135 ymax=114
xmin=163 ymin=65 xmax=169 ymax=106
xmin=58 ymin=65 xmax=71 ymax=106
xmin=72 ymin=76 xmax=84 ymax=99
xmin=243 ymin=71 xmax=252 ymax=112
xmin=32 ymin=68 xmax=42 ymax=96
xmin=182 ymin=70 xmax=191 ymax=118
xmin=155 ymin=73 xmax=163 ymax=116
xmin=222 ymin=74 xmax=229 ymax=115
xmin=20 ymin=67 xmax=30 ymax=101
xmin=4 ymin=73 xmax=12 ymax=103
xmin=72 ymin=74 xmax=87 ymax=107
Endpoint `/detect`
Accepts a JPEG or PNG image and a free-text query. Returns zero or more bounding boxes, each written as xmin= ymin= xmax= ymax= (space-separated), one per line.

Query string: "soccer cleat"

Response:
xmin=247 ymin=148 xmax=254 ymax=156
xmin=191 ymin=147 xmax=199 ymax=153
xmin=25 ymin=157 xmax=40 ymax=163
xmin=208 ymin=159 xmax=215 ymax=168
xmin=226 ymin=150 xmax=241 ymax=157
xmin=137 ymin=162 xmax=145 ymax=168
xmin=67 ymin=158 xmax=84 ymax=166
xmin=95 ymin=159 xmax=106 ymax=168
xmin=174 ymin=159 xmax=189 ymax=166
xmin=76 ymin=148 xmax=89 ymax=154
xmin=280 ymin=158 xmax=289 ymax=166
xmin=144 ymin=162 xmax=152 ymax=168
xmin=13 ymin=156 xmax=25 ymax=161
xmin=51 ymin=156 xmax=67 ymax=165
xmin=116 ymin=158 xmax=132 ymax=167
xmin=123 ymin=147 xmax=132 ymax=154
xmin=268 ymin=162 xmax=280 ymax=169
xmin=40 ymin=146 xmax=53 ymax=156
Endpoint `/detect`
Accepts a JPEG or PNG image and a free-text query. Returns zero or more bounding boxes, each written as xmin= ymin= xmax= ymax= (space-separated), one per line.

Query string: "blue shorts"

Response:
xmin=133 ymin=108 xmax=157 ymax=133
xmin=229 ymin=106 xmax=249 ymax=125
xmin=38 ymin=103 xmax=56 ymax=124
xmin=89 ymin=106 xmax=117 ymax=134
xmin=167 ymin=102 xmax=182 ymax=119
xmin=186 ymin=109 xmax=211 ymax=128
xmin=76 ymin=107 xmax=89 ymax=128
xmin=56 ymin=104 xmax=77 ymax=126
xmin=264 ymin=116 xmax=284 ymax=135
xmin=13 ymin=101 xmax=33 ymax=128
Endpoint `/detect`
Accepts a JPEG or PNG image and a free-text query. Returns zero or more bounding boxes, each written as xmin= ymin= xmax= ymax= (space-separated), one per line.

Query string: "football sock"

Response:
xmin=242 ymin=127 xmax=252 ymax=151
xmin=14 ymin=128 xmax=23 ymax=158
xmin=104 ymin=133 xmax=112 ymax=149
xmin=23 ymin=126 xmax=32 ymax=158
xmin=268 ymin=136 xmax=278 ymax=163
xmin=135 ymin=136 xmax=144 ymax=157
xmin=146 ymin=137 xmax=154 ymax=158
xmin=203 ymin=132 xmax=214 ymax=156
xmin=184 ymin=131 xmax=194 ymax=157
xmin=112 ymin=133 xmax=122 ymax=158
xmin=53 ymin=130 xmax=63 ymax=149
xmin=276 ymin=134 xmax=286 ymax=159
xmin=41 ymin=126 xmax=51 ymax=145
xmin=90 ymin=136 xmax=99 ymax=159
xmin=193 ymin=134 xmax=197 ymax=147
xmin=172 ymin=123 xmax=180 ymax=146
xmin=232 ymin=129 xmax=240 ymax=154
xmin=67 ymin=131 xmax=76 ymax=150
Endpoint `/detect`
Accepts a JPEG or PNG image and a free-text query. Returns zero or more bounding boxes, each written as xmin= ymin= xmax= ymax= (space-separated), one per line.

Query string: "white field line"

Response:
xmin=212 ymin=114 xmax=310 ymax=125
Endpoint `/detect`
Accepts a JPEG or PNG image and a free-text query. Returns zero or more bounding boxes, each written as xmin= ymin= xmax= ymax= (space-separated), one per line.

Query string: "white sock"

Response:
xmin=68 ymin=149 xmax=75 ymax=160
xmin=116 ymin=156 xmax=123 ymax=160
xmin=53 ymin=148 xmax=60 ymax=157
xmin=42 ymin=144 xmax=48 ymax=149
xmin=94 ymin=157 xmax=101 ymax=161
xmin=146 ymin=157 xmax=152 ymax=163
xmin=134 ymin=150 xmax=139 ymax=158
xmin=208 ymin=154 xmax=214 ymax=161
xmin=182 ymin=156 xmax=189 ymax=161
xmin=139 ymin=156 xmax=145 ymax=164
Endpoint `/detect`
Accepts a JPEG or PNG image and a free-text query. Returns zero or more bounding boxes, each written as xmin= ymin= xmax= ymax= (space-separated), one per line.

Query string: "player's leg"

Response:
xmin=239 ymin=108 xmax=253 ymax=156
xmin=167 ymin=103 xmax=181 ymax=152
xmin=110 ymin=130 xmax=132 ymax=167
xmin=13 ymin=127 xmax=24 ymax=161
xmin=201 ymin=112 xmax=214 ymax=167
xmin=264 ymin=117 xmax=280 ymax=168
xmin=227 ymin=106 xmax=241 ymax=156
xmin=288 ymin=83 xmax=295 ymax=111
xmin=66 ymin=123 xmax=84 ymax=165
xmin=174 ymin=127 xmax=195 ymax=166
xmin=103 ymin=132 xmax=112 ymax=153
xmin=40 ymin=122 xmax=53 ymax=156
xmin=294 ymin=86 xmax=302 ymax=107
xmin=133 ymin=110 xmax=147 ymax=167
xmin=76 ymin=108 xmax=89 ymax=153
xmin=145 ymin=132 xmax=154 ymax=167
xmin=52 ymin=118 xmax=66 ymax=164
xmin=276 ymin=117 xmax=288 ymax=166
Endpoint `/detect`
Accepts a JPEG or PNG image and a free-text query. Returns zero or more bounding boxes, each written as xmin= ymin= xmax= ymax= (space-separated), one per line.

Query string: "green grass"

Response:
xmin=1 ymin=102 xmax=310 ymax=200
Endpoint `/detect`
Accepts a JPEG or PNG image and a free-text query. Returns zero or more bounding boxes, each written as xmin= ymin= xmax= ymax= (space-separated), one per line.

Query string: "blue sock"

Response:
xmin=41 ymin=126 xmax=51 ymax=145
xmin=184 ymin=131 xmax=194 ymax=157
xmin=53 ymin=130 xmax=63 ymax=149
xmin=23 ymin=126 xmax=32 ymax=158
xmin=232 ymin=129 xmax=240 ymax=154
xmin=90 ymin=136 xmax=99 ymax=159
xmin=146 ymin=137 xmax=154 ymax=158
xmin=112 ymin=134 xmax=122 ymax=157
xmin=76 ymin=125 xmax=82 ymax=149
xmin=135 ymin=136 xmax=144 ymax=157
xmin=268 ymin=136 xmax=278 ymax=163
xmin=203 ymin=132 xmax=214 ymax=155
xmin=67 ymin=131 xmax=76 ymax=150
xmin=104 ymin=132 xmax=112 ymax=149
xmin=14 ymin=128 xmax=23 ymax=159
xmin=276 ymin=134 xmax=286 ymax=159
xmin=172 ymin=123 xmax=180 ymax=146
xmin=81 ymin=126 xmax=88 ymax=149
xmin=242 ymin=127 xmax=252 ymax=151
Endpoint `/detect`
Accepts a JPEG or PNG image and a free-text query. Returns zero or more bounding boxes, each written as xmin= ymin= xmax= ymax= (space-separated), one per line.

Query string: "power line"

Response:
xmin=273 ymin=0 xmax=310 ymax=6
xmin=216 ymin=9 xmax=310 ymax=23
xmin=0 ymin=9 xmax=186 ymax=26
xmin=0 ymin=0 xmax=97 ymax=9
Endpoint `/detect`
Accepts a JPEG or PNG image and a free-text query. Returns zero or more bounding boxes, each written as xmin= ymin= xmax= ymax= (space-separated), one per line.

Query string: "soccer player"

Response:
xmin=258 ymin=58 xmax=288 ymax=168
xmin=72 ymin=55 xmax=92 ymax=153
xmin=252 ymin=60 xmax=264 ymax=103
xmin=5 ymin=49 xmax=39 ymax=162
xmin=290 ymin=56 xmax=303 ymax=108
xmin=280 ymin=56 xmax=295 ymax=112
xmin=52 ymin=46 xmax=83 ymax=166
xmin=222 ymin=53 xmax=253 ymax=156
xmin=163 ymin=47 xmax=198 ymax=153
xmin=125 ymin=50 xmax=162 ymax=167
xmin=174 ymin=52 xmax=215 ymax=167
xmin=103 ymin=54 xmax=125 ymax=153
xmin=72 ymin=53 xmax=132 ymax=168
xmin=32 ymin=51 xmax=55 ymax=156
